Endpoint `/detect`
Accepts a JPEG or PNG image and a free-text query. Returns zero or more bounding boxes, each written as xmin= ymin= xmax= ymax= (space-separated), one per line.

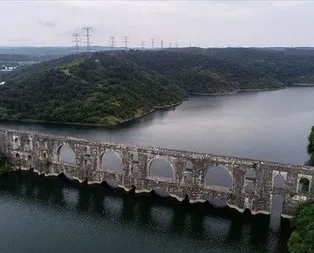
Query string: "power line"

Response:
xmin=72 ymin=33 xmax=80 ymax=53
xmin=151 ymin=38 xmax=155 ymax=49
xmin=82 ymin=27 xmax=92 ymax=52
xmin=122 ymin=36 xmax=129 ymax=49
xmin=109 ymin=36 xmax=116 ymax=49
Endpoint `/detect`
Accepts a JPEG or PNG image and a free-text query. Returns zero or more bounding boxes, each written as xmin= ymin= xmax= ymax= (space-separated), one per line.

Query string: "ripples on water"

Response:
xmin=0 ymin=172 xmax=291 ymax=253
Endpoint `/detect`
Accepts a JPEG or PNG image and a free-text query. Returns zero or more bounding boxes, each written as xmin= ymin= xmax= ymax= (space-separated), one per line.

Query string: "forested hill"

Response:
xmin=119 ymin=50 xmax=285 ymax=93
xmin=163 ymin=47 xmax=314 ymax=86
xmin=0 ymin=53 xmax=185 ymax=126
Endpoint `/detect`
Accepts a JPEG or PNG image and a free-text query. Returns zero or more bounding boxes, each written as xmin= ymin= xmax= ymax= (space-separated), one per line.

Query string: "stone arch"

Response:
xmin=298 ymin=178 xmax=311 ymax=193
xmin=58 ymin=144 xmax=76 ymax=164
xmin=273 ymin=174 xmax=285 ymax=189
xmin=204 ymin=165 xmax=233 ymax=188
xmin=102 ymin=150 xmax=122 ymax=171
xmin=149 ymin=157 xmax=174 ymax=179
xmin=26 ymin=155 xmax=34 ymax=169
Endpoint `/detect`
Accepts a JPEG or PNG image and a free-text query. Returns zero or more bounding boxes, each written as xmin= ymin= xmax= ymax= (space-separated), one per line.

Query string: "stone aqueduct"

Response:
xmin=0 ymin=128 xmax=313 ymax=217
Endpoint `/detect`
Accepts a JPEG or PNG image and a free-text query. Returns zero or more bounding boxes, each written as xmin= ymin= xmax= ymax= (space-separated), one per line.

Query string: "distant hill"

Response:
xmin=0 ymin=53 xmax=185 ymax=126
xmin=118 ymin=50 xmax=285 ymax=93
xmin=165 ymin=47 xmax=314 ymax=86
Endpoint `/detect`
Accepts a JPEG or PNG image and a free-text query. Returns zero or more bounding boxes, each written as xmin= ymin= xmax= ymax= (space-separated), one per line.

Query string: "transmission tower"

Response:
xmin=160 ymin=40 xmax=164 ymax=49
xmin=72 ymin=33 xmax=80 ymax=53
xmin=141 ymin=41 xmax=145 ymax=49
xmin=109 ymin=36 xmax=116 ymax=49
xmin=168 ymin=42 xmax=172 ymax=48
xmin=151 ymin=38 xmax=155 ymax=49
xmin=82 ymin=27 xmax=92 ymax=52
xmin=175 ymin=42 xmax=178 ymax=48
xmin=122 ymin=36 xmax=129 ymax=49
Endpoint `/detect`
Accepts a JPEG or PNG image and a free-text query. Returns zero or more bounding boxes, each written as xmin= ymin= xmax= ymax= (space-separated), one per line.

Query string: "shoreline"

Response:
xmin=0 ymin=101 xmax=182 ymax=128
xmin=188 ymin=87 xmax=286 ymax=96
xmin=0 ymin=85 xmax=310 ymax=128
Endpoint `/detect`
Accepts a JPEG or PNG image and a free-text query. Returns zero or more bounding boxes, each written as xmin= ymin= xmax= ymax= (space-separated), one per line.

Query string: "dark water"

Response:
xmin=0 ymin=172 xmax=291 ymax=253
xmin=1 ymin=87 xmax=314 ymax=252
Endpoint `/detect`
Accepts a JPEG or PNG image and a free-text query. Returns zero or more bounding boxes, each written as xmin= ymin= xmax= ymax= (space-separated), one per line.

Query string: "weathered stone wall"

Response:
xmin=1 ymin=128 xmax=313 ymax=217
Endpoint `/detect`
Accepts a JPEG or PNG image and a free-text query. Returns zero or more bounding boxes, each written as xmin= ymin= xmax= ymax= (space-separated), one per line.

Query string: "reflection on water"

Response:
xmin=0 ymin=171 xmax=291 ymax=253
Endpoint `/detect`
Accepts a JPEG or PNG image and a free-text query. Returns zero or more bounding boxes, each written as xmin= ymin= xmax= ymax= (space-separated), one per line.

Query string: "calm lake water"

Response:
xmin=1 ymin=87 xmax=314 ymax=253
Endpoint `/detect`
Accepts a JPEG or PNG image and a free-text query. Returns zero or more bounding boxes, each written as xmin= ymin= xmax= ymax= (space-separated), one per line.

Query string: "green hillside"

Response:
xmin=119 ymin=50 xmax=286 ymax=94
xmin=307 ymin=126 xmax=314 ymax=166
xmin=0 ymin=53 xmax=185 ymax=126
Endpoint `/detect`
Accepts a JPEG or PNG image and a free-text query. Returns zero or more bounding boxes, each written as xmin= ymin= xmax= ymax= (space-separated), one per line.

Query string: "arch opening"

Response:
xmin=152 ymin=188 xmax=170 ymax=198
xmin=273 ymin=174 xmax=285 ymax=189
xmin=149 ymin=158 xmax=174 ymax=179
xmin=244 ymin=181 xmax=255 ymax=193
xmin=205 ymin=165 xmax=233 ymax=188
xmin=58 ymin=144 xmax=76 ymax=165
xmin=15 ymin=153 xmax=20 ymax=159
xmin=186 ymin=160 xmax=193 ymax=170
xmin=102 ymin=151 xmax=121 ymax=171
xmin=298 ymin=178 xmax=310 ymax=193
xmin=207 ymin=199 xmax=228 ymax=208
xmin=27 ymin=155 xmax=34 ymax=169
xmin=14 ymin=137 xmax=18 ymax=143
xmin=131 ymin=152 xmax=139 ymax=162
xmin=245 ymin=169 xmax=257 ymax=180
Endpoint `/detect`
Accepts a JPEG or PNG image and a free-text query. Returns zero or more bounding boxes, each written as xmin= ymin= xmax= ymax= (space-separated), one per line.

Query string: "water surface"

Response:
xmin=0 ymin=87 xmax=312 ymax=253
xmin=0 ymin=172 xmax=291 ymax=253
xmin=1 ymin=87 xmax=313 ymax=164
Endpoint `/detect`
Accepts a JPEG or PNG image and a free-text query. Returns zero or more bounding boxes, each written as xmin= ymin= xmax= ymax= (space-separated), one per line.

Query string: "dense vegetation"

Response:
xmin=288 ymin=127 xmax=314 ymax=253
xmin=0 ymin=53 xmax=185 ymax=126
xmin=307 ymin=126 xmax=314 ymax=166
xmin=0 ymin=153 xmax=13 ymax=175
xmin=120 ymin=50 xmax=285 ymax=94
xmin=288 ymin=203 xmax=314 ymax=253
xmin=168 ymin=47 xmax=314 ymax=86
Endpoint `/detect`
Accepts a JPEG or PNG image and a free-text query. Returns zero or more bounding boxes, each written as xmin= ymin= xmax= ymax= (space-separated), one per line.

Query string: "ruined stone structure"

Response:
xmin=0 ymin=128 xmax=313 ymax=217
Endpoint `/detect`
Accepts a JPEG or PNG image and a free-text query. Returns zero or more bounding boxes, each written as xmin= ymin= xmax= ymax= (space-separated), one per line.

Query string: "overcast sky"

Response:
xmin=1 ymin=0 xmax=314 ymax=47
